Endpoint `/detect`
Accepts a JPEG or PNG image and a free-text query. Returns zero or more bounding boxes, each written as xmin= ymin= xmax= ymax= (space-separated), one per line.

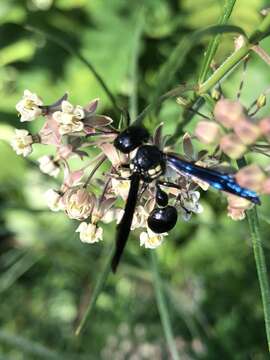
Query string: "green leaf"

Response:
xmin=0 ymin=251 xmax=42 ymax=293
xmin=237 ymin=158 xmax=270 ymax=352
xmin=0 ymin=39 xmax=35 ymax=66
xmin=75 ymin=245 xmax=114 ymax=335
xmin=150 ymin=252 xmax=179 ymax=360
xmin=198 ymin=0 xmax=237 ymax=83
xmin=0 ymin=330 xmax=86 ymax=360
xmin=129 ymin=10 xmax=145 ymax=122
xmin=151 ymin=24 xmax=247 ymax=112
xmin=24 ymin=25 xmax=122 ymax=115
xmin=247 ymin=208 xmax=270 ymax=352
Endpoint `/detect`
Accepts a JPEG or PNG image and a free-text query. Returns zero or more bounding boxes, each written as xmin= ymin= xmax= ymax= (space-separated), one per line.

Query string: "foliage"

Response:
xmin=1 ymin=0 xmax=270 ymax=359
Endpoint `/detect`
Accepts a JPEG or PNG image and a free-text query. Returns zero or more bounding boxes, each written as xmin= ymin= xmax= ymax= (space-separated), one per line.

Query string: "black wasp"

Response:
xmin=111 ymin=125 xmax=260 ymax=272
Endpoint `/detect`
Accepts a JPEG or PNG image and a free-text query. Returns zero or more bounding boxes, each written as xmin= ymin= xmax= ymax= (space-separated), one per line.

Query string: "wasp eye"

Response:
xmin=114 ymin=126 xmax=149 ymax=153
xmin=147 ymin=206 xmax=177 ymax=234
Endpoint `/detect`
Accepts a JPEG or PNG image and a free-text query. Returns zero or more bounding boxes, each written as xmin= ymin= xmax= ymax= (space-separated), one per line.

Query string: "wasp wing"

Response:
xmin=111 ymin=174 xmax=140 ymax=272
xmin=166 ymin=154 xmax=260 ymax=205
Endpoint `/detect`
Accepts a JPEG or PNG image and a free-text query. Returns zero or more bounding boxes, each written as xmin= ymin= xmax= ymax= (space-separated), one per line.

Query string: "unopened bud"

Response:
xmin=261 ymin=178 xmax=270 ymax=194
xmin=211 ymin=88 xmax=221 ymax=101
xmin=256 ymin=94 xmax=267 ymax=109
xmin=176 ymin=97 xmax=189 ymax=107
xmin=214 ymin=99 xmax=246 ymax=129
xmin=219 ymin=133 xmax=246 ymax=159
xmin=233 ymin=120 xmax=261 ymax=145
xmin=236 ymin=164 xmax=266 ymax=192
xmin=195 ymin=121 xmax=221 ymax=144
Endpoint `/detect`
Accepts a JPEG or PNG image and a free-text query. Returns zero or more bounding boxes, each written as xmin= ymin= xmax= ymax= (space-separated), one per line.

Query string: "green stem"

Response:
xmin=129 ymin=11 xmax=145 ymax=123
xmin=75 ymin=245 xmax=114 ymax=336
xmin=199 ymin=0 xmax=237 ymax=83
xmin=247 ymin=208 xmax=270 ymax=352
xmin=198 ymin=43 xmax=250 ymax=95
xmin=249 ymin=12 xmax=270 ymax=43
xmin=150 ymin=252 xmax=179 ymax=360
xmin=198 ymin=12 xmax=270 ymax=95
xmin=237 ymin=158 xmax=270 ymax=351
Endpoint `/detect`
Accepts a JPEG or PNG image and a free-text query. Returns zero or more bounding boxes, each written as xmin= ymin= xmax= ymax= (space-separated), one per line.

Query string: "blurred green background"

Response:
xmin=1 ymin=0 xmax=270 ymax=359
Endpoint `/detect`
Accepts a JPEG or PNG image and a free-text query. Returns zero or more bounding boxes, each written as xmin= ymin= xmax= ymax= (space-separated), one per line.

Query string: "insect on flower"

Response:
xmin=111 ymin=125 xmax=261 ymax=272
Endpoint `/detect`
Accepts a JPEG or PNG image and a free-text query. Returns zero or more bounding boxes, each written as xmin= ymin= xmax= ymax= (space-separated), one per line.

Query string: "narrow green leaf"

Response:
xmin=24 ymin=25 xmax=122 ymax=115
xmin=198 ymin=12 xmax=270 ymax=96
xmin=247 ymin=208 xmax=270 ymax=352
xmin=150 ymin=252 xmax=179 ymax=360
xmin=0 ymin=330 xmax=81 ymax=360
xmin=237 ymin=158 xmax=270 ymax=351
xmin=198 ymin=0 xmax=237 ymax=84
xmin=134 ymin=83 xmax=195 ymax=127
xmin=151 ymin=24 xmax=247 ymax=110
xmin=129 ymin=10 xmax=145 ymax=123
xmin=75 ymin=245 xmax=114 ymax=336
xmin=0 ymin=252 xmax=42 ymax=293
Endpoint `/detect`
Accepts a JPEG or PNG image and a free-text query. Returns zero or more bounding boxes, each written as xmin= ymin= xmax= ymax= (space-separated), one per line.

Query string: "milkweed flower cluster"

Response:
xmin=194 ymin=97 xmax=270 ymax=219
xmin=10 ymin=90 xmax=265 ymax=248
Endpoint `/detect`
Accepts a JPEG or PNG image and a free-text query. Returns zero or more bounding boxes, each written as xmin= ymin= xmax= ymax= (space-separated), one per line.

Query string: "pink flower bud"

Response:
xmin=236 ymin=164 xmax=266 ymax=192
xmin=233 ymin=120 xmax=261 ymax=145
xmin=259 ymin=117 xmax=270 ymax=141
xmin=214 ymin=99 xmax=245 ymax=128
xmin=219 ymin=133 xmax=246 ymax=159
xmin=261 ymin=178 xmax=270 ymax=194
xmin=195 ymin=121 xmax=221 ymax=144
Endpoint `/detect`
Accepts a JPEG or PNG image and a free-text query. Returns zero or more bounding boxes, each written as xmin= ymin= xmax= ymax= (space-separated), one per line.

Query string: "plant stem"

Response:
xmin=75 ymin=245 xmax=114 ymax=336
xmin=247 ymin=208 xmax=270 ymax=352
xmin=198 ymin=44 xmax=250 ymax=95
xmin=198 ymin=12 xmax=270 ymax=95
xmin=199 ymin=0 xmax=237 ymax=83
xmin=150 ymin=252 xmax=179 ymax=360
xmin=237 ymin=157 xmax=270 ymax=351
xmin=129 ymin=10 xmax=145 ymax=123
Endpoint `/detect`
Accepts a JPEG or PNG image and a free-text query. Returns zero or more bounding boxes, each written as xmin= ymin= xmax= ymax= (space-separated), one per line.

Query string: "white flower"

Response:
xmin=64 ymin=188 xmax=93 ymax=220
xmin=102 ymin=208 xmax=124 ymax=224
xmin=111 ymin=178 xmax=130 ymax=200
xmin=38 ymin=155 xmax=60 ymax=177
xmin=10 ymin=129 xmax=33 ymax=157
xmin=139 ymin=228 xmax=167 ymax=249
xmin=45 ymin=189 xmax=63 ymax=212
xmin=16 ymin=89 xmax=43 ymax=122
xmin=76 ymin=222 xmax=103 ymax=244
xmin=53 ymin=100 xmax=85 ymax=135
xmin=180 ymin=190 xmax=203 ymax=221
xmin=131 ymin=205 xmax=149 ymax=230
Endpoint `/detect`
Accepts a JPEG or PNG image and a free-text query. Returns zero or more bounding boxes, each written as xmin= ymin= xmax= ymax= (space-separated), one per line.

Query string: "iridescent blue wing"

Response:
xmin=166 ymin=154 xmax=260 ymax=205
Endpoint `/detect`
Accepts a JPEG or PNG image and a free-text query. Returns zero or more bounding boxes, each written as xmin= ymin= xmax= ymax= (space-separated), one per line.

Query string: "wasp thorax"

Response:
xmin=147 ymin=206 xmax=178 ymax=233
xmin=131 ymin=145 xmax=166 ymax=182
